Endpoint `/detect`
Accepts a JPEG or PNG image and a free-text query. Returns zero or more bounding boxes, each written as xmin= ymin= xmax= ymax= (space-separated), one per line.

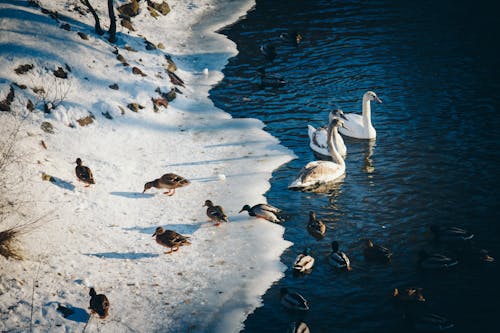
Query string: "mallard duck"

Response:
xmin=418 ymin=250 xmax=458 ymax=270
xmin=89 ymin=287 xmax=109 ymax=319
xmin=280 ymin=31 xmax=302 ymax=46
xmin=338 ymin=91 xmax=382 ymax=139
xmin=75 ymin=158 xmax=95 ymax=186
xmin=408 ymin=312 xmax=455 ymax=331
xmin=280 ymin=288 xmax=309 ymax=311
xmin=363 ymin=239 xmax=392 ymax=263
xmin=392 ymin=287 xmax=426 ymax=303
xmin=307 ymin=109 xmax=348 ymax=157
xmin=429 ymin=225 xmax=474 ymax=243
xmin=260 ymin=42 xmax=277 ymax=61
xmin=257 ymin=68 xmax=286 ymax=88
xmin=477 ymin=249 xmax=495 ymax=263
xmin=289 ymin=119 xmax=346 ymax=190
xmin=143 ymin=173 xmax=190 ymax=196
xmin=204 ymin=200 xmax=228 ymax=226
xmin=307 ymin=211 xmax=326 ymax=239
xmin=329 ymin=241 xmax=351 ymax=271
xmin=288 ymin=321 xmax=310 ymax=333
xmin=292 ymin=248 xmax=315 ymax=273
xmin=239 ymin=203 xmax=283 ymax=223
xmin=152 ymin=227 xmax=191 ymax=254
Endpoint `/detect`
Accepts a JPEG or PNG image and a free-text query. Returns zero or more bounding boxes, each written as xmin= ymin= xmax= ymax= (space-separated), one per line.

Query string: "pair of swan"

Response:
xmin=290 ymin=91 xmax=381 ymax=189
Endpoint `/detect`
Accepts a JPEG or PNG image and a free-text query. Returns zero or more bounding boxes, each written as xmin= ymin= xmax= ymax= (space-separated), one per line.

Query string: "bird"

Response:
xmin=307 ymin=109 xmax=348 ymax=157
xmin=75 ymin=158 xmax=95 ymax=186
xmin=143 ymin=173 xmax=190 ymax=196
xmin=152 ymin=226 xmax=191 ymax=254
xmin=239 ymin=203 xmax=283 ymax=223
xmin=418 ymin=250 xmax=458 ymax=270
xmin=429 ymin=225 xmax=474 ymax=244
xmin=204 ymin=200 xmax=228 ymax=226
xmin=280 ymin=288 xmax=309 ymax=311
xmin=307 ymin=211 xmax=326 ymax=239
xmin=363 ymin=239 xmax=392 ymax=263
xmin=328 ymin=241 xmax=351 ymax=271
xmin=289 ymin=119 xmax=346 ymax=190
xmin=392 ymin=287 xmax=426 ymax=304
xmin=292 ymin=248 xmax=315 ymax=273
xmin=288 ymin=321 xmax=310 ymax=333
xmin=256 ymin=68 xmax=286 ymax=88
xmin=280 ymin=31 xmax=302 ymax=46
xmin=407 ymin=311 xmax=455 ymax=332
xmin=260 ymin=42 xmax=277 ymax=61
xmin=88 ymin=287 xmax=109 ymax=319
xmin=338 ymin=91 xmax=382 ymax=139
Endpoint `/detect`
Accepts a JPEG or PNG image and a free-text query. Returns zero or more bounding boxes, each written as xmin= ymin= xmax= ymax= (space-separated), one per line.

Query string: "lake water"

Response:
xmin=210 ymin=1 xmax=500 ymax=332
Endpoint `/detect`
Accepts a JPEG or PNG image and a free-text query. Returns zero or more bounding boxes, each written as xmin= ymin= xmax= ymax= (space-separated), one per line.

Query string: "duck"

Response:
xmin=152 ymin=226 xmax=191 ymax=254
xmin=363 ymin=239 xmax=392 ymax=263
xmin=307 ymin=211 xmax=326 ymax=239
xmin=408 ymin=312 xmax=455 ymax=332
xmin=429 ymin=225 xmax=474 ymax=243
xmin=204 ymin=200 xmax=228 ymax=226
xmin=338 ymin=91 xmax=382 ymax=140
xmin=260 ymin=42 xmax=277 ymax=61
xmin=143 ymin=173 xmax=190 ymax=196
xmin=288 ymin=321 xmax=310 ymax=333
xmin=293 ymin=248 xmax=315 ymax=273
xmin=280 ymin=31 xmax=302 ymax=46
xmin=75 ymin=158 xmax=95 ymax=186
xmin=307 ymin=109 xmax=348 ymax=157
xmin=477 ymin=248 xmax=495 ymax=263
xmin=257 ymin=68 xmax=286 ymax=88
xmin=392 ymin=287 xmax=426 ymax=304
xmin=418 ymin=250 xmax=458 ymax=270
xmin=289 ymin=118 xmax=346 ymax=190
xmin=239 ymin=203 xmax=283 ymax=223
xmin=329 ymin=241 xmax=352 ymax=271
xmin=88 ymin=287 xmax=109 ymax=319
xmin=280 ymin=288 xmax=309 ymax=311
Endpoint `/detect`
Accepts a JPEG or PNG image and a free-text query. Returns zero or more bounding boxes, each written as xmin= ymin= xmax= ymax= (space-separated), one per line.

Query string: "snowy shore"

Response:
xmin=0 ymin=1 xmax=294 ymax=332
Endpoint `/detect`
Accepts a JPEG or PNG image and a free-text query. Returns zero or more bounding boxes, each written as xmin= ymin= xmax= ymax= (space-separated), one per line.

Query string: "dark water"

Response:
xmin=210 ymin=1 xmax=500 ymax=332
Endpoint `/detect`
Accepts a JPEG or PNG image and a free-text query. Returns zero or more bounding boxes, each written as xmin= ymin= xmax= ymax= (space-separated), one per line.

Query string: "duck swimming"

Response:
xmin=260 ymin=42 xmax=277 ymax=61
xmin=280 ymin=31 xmax=302 ymax=46
xmin=328 ymin=241 xmax=351 ymax=271
xmin=257 ymin=68 xmax=286 ymax=88
xmin=289 ymin=119 xmax=346 ymax=190
xmin=288 ymin=321 xmax=310 ymax=333
xmin=204 ymin=200 xmax=228 ymax=226
xmin=307 ymin=109 xmax=348 ymax=157
xmin=152 ymin=226 xmax=191 ymax=254
xmin=338 ymin=91 xmax=382 ymax=140
xmin=363 ymin=239 xmax=392 ymax=263
xmin=280 ymin=288 xmax=309 ymax=311
xmin=239 ymin=203 xmax=283 ymax=223
xmin=89 ymin=287 xmax=109 ymax=319
xmin=429 ymin=225 xmax=474 ymax=244
xmin=143 ymin=173 xmax=190 ymax=196
xmin=307 ymin=211 xmax=326 ymax=239
xmin=392 ymin=287 xmax=426 ymax=304
xmin=75 ymin=158 xmax=95 ymax=186
xmin=418 ymin=250 xmax=458 ymax=270
xmin=293 ymin=248 xmax=315 ymax=273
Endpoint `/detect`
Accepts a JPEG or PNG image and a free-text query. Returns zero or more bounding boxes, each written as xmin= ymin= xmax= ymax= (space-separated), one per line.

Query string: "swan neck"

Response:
xmin=327 ymin=125 xmax=345 ymax=167
xmin=362 ymin=96 xmax=372 ymax=127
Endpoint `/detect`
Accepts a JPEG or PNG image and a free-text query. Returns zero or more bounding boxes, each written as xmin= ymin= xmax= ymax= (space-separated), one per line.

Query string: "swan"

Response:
xmin=338 ymin=91 xmax=382 ymax=139
xmin=289 ymin=118 xmax=346 ymax=190
xmin=307 ymin=109 xmax=347 ymax=157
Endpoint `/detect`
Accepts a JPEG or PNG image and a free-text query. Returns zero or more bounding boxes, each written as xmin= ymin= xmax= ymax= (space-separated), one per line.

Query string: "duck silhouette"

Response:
xmin=89 ymin=287 xmax=109 ymax=319
xmin=75 ymin=158 xmax=95 ymax=187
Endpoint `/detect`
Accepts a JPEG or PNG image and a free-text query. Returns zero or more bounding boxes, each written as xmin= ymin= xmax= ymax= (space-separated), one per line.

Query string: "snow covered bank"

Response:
xmin=0 ymin=1 xmax=294 ymax=332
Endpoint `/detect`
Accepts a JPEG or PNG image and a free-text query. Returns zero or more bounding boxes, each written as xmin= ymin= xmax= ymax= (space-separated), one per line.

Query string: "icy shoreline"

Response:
xmin=0 ymin=1 xmax=294 ymax=332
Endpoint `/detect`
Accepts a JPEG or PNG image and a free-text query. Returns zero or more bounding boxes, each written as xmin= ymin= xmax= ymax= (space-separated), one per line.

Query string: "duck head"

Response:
xmin=239 ymin=204 xmax=251 ymax=213
xmin=203 ymin=200 xmax=214 ymax=207
xmin=152 ymin=226 xmax=164 ymax=237
xmin=308 ymin=211 xmax=316 ymax=222
xmin=364 ymin=91 xmax=382 ymax=103
xmin=331 ymin=241 xmax=340 ymax=252
xmin=75 ymin=158 xmax=82 ymax=166
xmin=143 ymin=181 xmax=155 ymax=193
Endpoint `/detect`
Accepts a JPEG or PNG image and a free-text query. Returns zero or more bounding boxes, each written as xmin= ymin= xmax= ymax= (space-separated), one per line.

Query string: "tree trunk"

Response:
xmin=80 ymin=0 xmax=104 ymax=35
xmin=107 ymin=0 xmax=117 ymax=43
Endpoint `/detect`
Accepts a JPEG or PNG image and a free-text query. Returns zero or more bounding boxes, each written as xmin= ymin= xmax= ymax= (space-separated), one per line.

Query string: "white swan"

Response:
xmin=307 ymin=109 xmax=347 ymax=157
xmin=338 ymin=91 xmax=382 ymax=140
xmin=289 ymin=118 xmax=346 ymax=189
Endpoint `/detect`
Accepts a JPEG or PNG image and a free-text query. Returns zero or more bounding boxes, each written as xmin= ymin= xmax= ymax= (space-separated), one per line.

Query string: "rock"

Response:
xmin=76 ymin=115 xmax=94 ymax=127
xmin=118 ymin=106 xmax=126 ymax=115
xmin=109 ymin=83 xmax=119 ymax=90
xmin=127 ymin=103 xmax=144 ymax=112
xmin=13 ymin=82 xmax=27 ymax=89
xmin=0 ymin=86 xmax=15 ymax=111
xmin=27 ymin=99 xmax=34 ymax=112
xmin=152 ymin=97 xmax=168 ymax=108
xmin=14 ymin=64 xmax=33 ymax=75
xmin=102 ymin=111 xmax=113 ymax=119
xmin=121 ymin=18 xmax=135 ymax=31
xmin=117 ymin=54 xmax=127 ymax=64
xmin=148 ymin=1 xmax=170 ymax=15
xmin=118 ymin=0 xmax=140 ymax=18
xmin=32 ymin=87 xmax=45 ymax=95
xmin=60 ymin=23 xmax=70 ymax=31
xmin=77 ymin=32 xmax=89 ymax=40
xmin=124 ymin=46 xmax=138 ymax=52
xmin=132 ymin=67 xmax=147 ymax=76
xmin=164 ymin=55 xmax=177 ymax=72
xmin=145 ymin=39 xmax=156 ymax=50
xmin=53 ymin=67 xmax=68 ymax=79
xmin=41 ymin=121 xmax=55 ymax=134
xmin=157 ymin=42 xmax=165 ymax=49
xmin=147 ymin=6 xmax=159 ymax=18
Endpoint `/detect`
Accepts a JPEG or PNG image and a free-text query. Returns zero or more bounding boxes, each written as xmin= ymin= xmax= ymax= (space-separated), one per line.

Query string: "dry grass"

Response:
xmin=0 ymin=228 xmax=22 ymax=259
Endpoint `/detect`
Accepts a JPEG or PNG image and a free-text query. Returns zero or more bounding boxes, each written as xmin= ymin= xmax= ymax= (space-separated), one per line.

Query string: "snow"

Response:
xmin=0 ymin=1 xmax=295 ymax=332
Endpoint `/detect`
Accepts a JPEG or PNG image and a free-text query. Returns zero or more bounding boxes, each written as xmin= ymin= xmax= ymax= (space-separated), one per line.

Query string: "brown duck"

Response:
xmin=89 ymin=287 xmax=109 ymax=319
xmin=152 ymin=226 xmax=191 ymax=254
xmin=143 ymin=173 xmax=190 ymax=196
xmin=75 ymin=158 xmax=95 ymax=186
xmin=203 ymin=200 xmax=228 ymax=226
xmin=307 ymin=211 xmax=326 ymax=239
